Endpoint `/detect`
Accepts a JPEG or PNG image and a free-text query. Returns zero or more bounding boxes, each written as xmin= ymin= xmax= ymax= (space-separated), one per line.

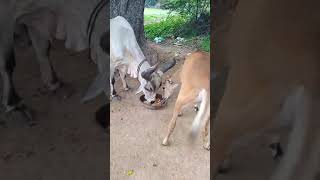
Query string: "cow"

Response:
xmin=161 ymin=51 xmax=210 ymax=149
xmin=82 ymin=16 xmax=176 ymax=104
xmin=0 ymin=0 xmax=109 ymax=120
xmin=211 ymin=0 xmax=320 ymax=179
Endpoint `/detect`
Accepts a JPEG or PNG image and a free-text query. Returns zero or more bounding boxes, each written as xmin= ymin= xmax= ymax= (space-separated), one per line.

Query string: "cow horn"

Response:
xmin=158 ymin=58 xmax=176 ymax=74
xmin=141 ymin=63 xmax=158 ymax=81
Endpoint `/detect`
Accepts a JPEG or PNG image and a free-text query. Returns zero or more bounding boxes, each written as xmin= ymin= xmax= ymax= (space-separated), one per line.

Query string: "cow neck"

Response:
xmin=137 ymin=59 xmax=149 ymax=78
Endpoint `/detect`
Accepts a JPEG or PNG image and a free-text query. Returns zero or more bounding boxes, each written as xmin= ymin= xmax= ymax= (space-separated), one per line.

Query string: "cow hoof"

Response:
xmin=3 ymin=104 xmax=36 ymax=127
xmin=178 ymin=112 xmax=183 ymax=117
xmin=124 ymin=86 xmax=131 ymax=91
xmin=111 ymin=95 xmax=121 ymax=101
xmin=203 ymin=143 xmax=210 ymax=150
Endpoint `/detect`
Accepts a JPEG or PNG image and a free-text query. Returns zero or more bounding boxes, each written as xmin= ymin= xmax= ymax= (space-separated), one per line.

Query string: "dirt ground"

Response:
xmin=0 ymin=40 xmax=108 ymax=180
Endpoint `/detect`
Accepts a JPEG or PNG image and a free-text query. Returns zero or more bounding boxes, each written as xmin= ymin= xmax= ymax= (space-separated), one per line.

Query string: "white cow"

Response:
xmin=83 ymin=16 xmax=176 ymax=103
xmin=0 ymin=0 xmax=108 ymax=119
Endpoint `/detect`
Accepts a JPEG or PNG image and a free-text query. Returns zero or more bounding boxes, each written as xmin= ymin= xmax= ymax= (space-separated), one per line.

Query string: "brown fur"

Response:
xmin=213 ymin=0 xmax=320 ymax=179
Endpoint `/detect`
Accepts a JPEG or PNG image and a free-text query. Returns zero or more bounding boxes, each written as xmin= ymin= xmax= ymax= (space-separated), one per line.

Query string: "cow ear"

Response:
xmin=81 ymin=69 xmax=108 ymax=103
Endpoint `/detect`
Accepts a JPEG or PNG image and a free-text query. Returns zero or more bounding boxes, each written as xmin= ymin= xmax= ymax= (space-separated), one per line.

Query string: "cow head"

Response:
xmin=136 ymin=58 xmax=176 ymax=102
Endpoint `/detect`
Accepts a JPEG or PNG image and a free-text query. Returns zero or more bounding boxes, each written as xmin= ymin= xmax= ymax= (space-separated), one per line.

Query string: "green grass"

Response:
xmin=200 ymin=36 xmax=210 ymax=52
xmin=144 ymin=8 xmax=171 ymax=25
xmin=145 ymin=15 xmax=187 ymax=39
xmin=144 ymin=8 xmax=210 ymax=52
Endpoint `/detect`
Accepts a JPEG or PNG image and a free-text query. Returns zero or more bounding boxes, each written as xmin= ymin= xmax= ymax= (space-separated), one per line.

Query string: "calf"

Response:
xmin=212 ymin=0 xmax=320 ymax=179
xmin=161 ymin=51 xmax=210 ymax=149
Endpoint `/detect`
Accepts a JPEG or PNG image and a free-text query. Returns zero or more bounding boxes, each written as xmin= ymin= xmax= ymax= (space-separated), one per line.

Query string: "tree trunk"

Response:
xmin=110 ymin=0 xmax=158 ymax=65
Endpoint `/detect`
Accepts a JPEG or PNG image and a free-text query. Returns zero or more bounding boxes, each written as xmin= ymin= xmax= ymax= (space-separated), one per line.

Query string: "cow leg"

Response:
xmin=110 ymin=72 xmax=120 ymax=101
xmin=27 ymin=28 xmax=60 ymax=91
xmin=119 ymin=66 xmax=130 ymax=91
xmin=162 ymin=87 xmax=197 ymax=146
xmin=0 ymin=47 xmax=22 ymax=112
xmin=0 ymin=41 xmax=34 ymax=123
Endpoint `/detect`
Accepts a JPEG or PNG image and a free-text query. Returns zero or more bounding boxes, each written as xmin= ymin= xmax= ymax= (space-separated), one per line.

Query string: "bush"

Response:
xmin=162 ymin=0 xmax=210 ymax=23
xmin=145 ymin=15 xmax=209 ymax=39
xmin=145 ymin=16 xmax=187 ymax=39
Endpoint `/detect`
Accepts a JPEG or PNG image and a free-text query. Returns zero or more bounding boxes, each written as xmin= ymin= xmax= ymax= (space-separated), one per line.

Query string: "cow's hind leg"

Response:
xmin=110 ymin=71 xmax=120 ymax=101
xmin=0 ymin=43 xmax=34 ymax=124
xmin=0 ymin=48 xmax=22 ymax=112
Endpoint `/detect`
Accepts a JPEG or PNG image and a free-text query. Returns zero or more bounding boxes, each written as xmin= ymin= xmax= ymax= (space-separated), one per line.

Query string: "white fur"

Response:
xmin=110 ymin=16 xmax=157 ymax=102
xmin=191 ymin=89 xmax=209 ymax=135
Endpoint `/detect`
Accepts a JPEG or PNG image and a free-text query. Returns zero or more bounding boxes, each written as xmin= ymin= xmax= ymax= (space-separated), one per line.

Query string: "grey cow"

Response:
xmin=0 ymin=0 xmax=109 ymax=119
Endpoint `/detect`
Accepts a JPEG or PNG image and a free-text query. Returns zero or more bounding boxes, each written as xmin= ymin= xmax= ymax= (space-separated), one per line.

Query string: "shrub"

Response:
xmin=144 ymin=15 xmax=187 ymax=39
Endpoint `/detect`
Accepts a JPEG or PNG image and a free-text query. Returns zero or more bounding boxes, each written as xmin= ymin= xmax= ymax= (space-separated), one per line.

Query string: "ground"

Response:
xmin=0 ymin=40 xmax=108 ymax=180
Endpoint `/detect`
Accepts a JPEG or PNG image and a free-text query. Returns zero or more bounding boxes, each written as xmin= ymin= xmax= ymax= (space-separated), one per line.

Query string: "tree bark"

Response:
xmin=110 ymin=0 xmax=158 ymax=65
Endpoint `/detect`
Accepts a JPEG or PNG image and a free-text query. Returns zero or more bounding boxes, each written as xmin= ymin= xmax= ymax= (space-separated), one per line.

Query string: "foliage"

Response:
xmin=144 ymin=15 xmax=187 ymax=39
xmin=200 ymin=35 xmax=210 ymax=52
xmin=144 ymin=16 xmax=210 ymax=52
xmin=162 ymin=0 xmax=210 ymax=23
xmin=143 ymin=0 xmax=211 ymax=52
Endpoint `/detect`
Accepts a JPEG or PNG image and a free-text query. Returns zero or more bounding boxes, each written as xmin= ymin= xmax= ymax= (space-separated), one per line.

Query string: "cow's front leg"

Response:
xmin=27 ymin=28 xmax=60 ymax=91
xmin=28 ymin=28 xmax=74 ymax=99
xmin=119 ymin=66 xmax=130 ymax=91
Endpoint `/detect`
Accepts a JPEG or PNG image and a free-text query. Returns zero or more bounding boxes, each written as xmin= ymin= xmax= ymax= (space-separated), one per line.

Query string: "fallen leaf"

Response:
xmin=127 ymin=170 xmax=135 ymax=176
